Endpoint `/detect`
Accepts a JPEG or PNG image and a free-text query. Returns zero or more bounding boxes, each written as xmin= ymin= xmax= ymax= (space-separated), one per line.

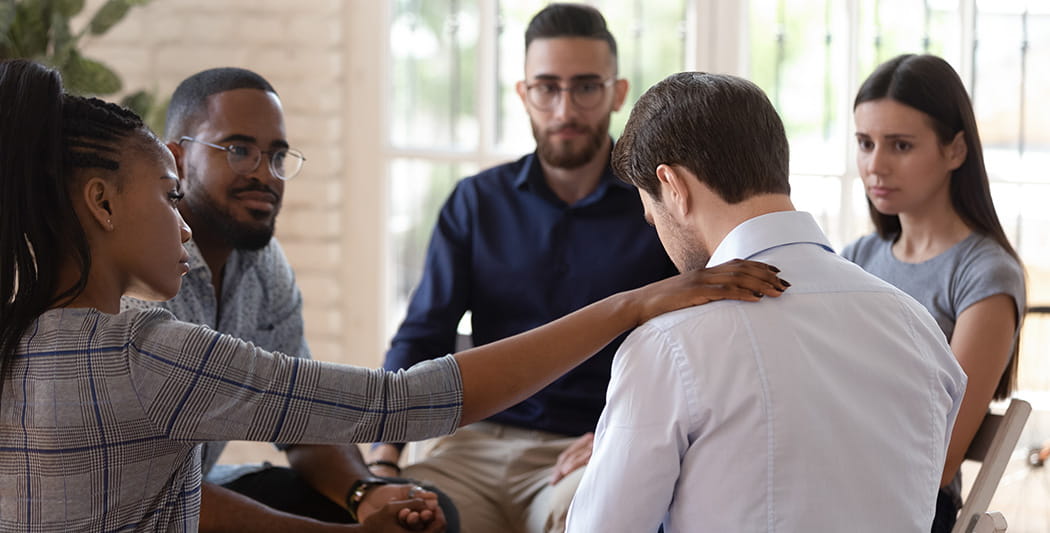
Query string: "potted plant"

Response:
xmin=0 ymin=0 xmax=164 ymax=129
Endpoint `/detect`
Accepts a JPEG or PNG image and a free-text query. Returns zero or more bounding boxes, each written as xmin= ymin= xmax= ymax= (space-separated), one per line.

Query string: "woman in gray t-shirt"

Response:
xmin=843 ymin=53 xmax=1026 ymax=533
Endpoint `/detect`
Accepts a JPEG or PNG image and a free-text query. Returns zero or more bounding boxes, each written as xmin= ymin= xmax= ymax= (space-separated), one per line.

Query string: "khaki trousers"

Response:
xmin=402 ymin=421 xmax=586 ymax=533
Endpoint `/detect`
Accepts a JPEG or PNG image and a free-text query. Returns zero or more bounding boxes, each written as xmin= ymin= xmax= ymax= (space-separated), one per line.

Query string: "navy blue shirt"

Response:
xmin=384 ymin=150 xmax=676 ymax=436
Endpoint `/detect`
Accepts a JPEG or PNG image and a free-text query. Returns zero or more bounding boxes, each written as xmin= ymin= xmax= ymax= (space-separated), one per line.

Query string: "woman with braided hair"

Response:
xmin=0 ymin=59 xmax=788 ymax=532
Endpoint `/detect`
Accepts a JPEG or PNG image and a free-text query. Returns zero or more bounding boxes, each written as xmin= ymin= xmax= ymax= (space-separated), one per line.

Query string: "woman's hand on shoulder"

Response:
xmin=627 ymin=259 xmax=789 ymax=325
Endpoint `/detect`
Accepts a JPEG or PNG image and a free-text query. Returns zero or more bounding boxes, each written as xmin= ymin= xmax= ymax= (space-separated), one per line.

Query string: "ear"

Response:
xmin=612 ymin=78 xmax=629 ymax=112
xmin=516 ymin=80 xmax=529 ymax=108
xmin=947 ymin=131 xmax=967 ymax=171
xmin=655 ymin=164 xmax=691 ymax=217
xmin=166 ymin=141 xmax=185 ymax=179
xmin=81 ymin=177 xmax=117 ymax=232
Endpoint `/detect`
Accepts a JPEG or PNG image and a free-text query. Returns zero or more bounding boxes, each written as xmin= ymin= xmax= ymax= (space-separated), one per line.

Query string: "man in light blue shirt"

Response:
xmin=566 ymin=72 xmax=966 ymax=532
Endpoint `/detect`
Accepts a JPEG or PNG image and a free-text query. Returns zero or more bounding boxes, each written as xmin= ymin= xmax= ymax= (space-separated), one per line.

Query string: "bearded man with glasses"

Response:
xmin=371 ymin=4 xmax=676 ymax=533
xmin=124 ymin=67 xmax=457 ymax=533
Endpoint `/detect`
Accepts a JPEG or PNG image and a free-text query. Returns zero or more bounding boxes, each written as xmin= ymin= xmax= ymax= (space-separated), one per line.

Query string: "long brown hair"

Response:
xmin=855 ymin=54 xmax=1024 ymax=399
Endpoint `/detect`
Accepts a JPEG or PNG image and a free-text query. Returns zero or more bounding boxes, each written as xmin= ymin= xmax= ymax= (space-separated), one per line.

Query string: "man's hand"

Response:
xmin=357 ymin=485 xmax=443 ymax=532
xmin=551 ymin=432 xmax=594 ymax=485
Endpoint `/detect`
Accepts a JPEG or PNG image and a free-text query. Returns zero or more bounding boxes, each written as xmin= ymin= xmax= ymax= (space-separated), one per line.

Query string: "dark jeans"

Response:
xmin=930 ymin=486 xmax=958 ymax=533
xmin=222 ymin=466 xmax=461 ymax=532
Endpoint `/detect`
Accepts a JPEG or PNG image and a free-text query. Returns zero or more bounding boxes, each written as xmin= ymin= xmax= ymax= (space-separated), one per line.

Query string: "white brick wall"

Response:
xmin=78 ymin=0 xmax=387 ymax=373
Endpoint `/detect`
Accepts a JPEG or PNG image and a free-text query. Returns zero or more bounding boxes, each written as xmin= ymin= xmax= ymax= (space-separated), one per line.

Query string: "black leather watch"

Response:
xmin=346 ymin=477 xmax=389 ymax=522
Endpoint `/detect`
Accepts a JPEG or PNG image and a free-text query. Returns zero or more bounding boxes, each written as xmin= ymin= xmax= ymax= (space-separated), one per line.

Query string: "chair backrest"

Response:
xmin=951 ymin=398 xmax=1031 ymax=533
xmin=972 ymin=511 xmax=1008 ymax=533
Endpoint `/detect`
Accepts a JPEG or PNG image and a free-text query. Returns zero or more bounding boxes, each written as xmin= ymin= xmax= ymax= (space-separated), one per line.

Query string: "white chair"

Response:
xmin=972 ymin=511 xmax=1007 ymax=533
xmin=951 ymin=399 xmax=1031 ymax=533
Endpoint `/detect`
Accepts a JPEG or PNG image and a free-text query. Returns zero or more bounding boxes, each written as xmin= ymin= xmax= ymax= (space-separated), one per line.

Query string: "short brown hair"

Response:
xmin=613 ymin=72 xmax=790 ymax=204
xmin=525 ymin=3 xmax=617 ymax=60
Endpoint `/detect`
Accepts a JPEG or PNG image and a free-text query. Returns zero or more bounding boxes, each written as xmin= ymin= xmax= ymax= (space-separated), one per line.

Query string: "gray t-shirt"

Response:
xmin=842 ymin=232 xmax=1025 ymax=343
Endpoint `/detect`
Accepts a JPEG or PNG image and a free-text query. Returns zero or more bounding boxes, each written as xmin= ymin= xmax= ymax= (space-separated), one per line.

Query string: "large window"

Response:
xmin=747 ymin=0 xmax=1050 ymax=396
xmin=382 ymin=0 xmax=1050 ymax=394
xmin=384 ymin=0 xmax=693 ymax=334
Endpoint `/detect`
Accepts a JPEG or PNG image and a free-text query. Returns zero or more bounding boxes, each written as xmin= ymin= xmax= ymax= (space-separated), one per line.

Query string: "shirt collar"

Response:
xmin=182 ymin=239 xmax=210 ymax=274
xmin=182 ymin=238 xmax=262 ymax=278
xmin=707 ymin=211 xmax=834 ymax=266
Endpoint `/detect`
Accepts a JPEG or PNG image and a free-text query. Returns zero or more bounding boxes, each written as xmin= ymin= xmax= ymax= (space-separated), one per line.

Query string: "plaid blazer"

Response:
xmin=0 ymin=307 xmax=462 ymax=532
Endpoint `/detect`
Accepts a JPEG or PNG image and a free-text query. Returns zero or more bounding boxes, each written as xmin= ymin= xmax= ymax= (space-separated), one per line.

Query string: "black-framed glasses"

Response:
xmin=179 ymin=136 xmax=306 ymax=180
xmin=524 ymin=78 xmax=616 ymax=111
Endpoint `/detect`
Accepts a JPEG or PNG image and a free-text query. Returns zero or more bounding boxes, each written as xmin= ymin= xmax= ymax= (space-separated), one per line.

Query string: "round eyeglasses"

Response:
xmin=179 ymin=136 xmax=306 ymax=180
xmin=524 ymin=78 xmax=616 ymax=111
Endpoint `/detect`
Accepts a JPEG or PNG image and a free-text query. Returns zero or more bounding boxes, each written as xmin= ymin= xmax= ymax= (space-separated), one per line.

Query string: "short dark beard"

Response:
xmin=181 ymin=164 xmax=277 ymax=251
xmin=533 ymin=113 xmax=610 ymax=170
xmin=189 ymin=190 xmax=276 ymax=251
xmin=656 ymin=201 xmax=710 ymax=272
xmin=681 ymin=246 xmax=712 ymax=272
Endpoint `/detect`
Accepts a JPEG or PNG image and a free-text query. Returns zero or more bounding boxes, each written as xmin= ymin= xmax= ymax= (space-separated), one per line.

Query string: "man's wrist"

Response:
xmin=366 ymin=460 xmax=401 ymax=476
xmin=345 ymin=477 xmax=388 ymax=522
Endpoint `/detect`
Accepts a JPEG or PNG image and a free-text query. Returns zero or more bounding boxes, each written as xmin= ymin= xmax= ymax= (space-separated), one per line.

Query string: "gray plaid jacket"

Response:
xmin=0 ymin=307 xmax=462 ymax=532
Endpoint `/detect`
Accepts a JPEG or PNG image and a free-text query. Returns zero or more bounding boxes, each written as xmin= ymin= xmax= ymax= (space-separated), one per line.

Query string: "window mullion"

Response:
xmin=686 ymin=0 xmax=747 ymax=74
xmin=477 ymin=0 xmax=499 ymax=159
xmin=959 ymin=0 xmax=977 ymax=93
xmin=838 ymin=0 xmax=863 ymax=243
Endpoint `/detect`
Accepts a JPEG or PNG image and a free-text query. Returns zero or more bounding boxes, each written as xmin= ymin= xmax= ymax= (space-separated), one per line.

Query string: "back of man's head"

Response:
xmin=525 ymin=3 xmax=617 ymax=59
xmin=613 ymin=72 xmax=790 ymax=204
xmin=165 ymin=67 xmax=277 ymax=141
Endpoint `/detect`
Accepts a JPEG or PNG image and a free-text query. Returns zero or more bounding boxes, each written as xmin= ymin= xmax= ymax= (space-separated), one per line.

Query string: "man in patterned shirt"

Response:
xmin=126 ymin=67 xmax=456 ymax=532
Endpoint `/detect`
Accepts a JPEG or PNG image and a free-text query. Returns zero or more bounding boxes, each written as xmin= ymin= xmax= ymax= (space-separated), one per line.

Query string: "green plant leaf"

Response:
xmin=146 ymin=94 xmax=169 ymax=134
xmin=55 ymin=0 xmax=85 ymax=18
xmin=50 ymin=9 xmax=76 ymax=65
xmin=120 ymin=88 xmax=167 ymax=133
xmin=88 ymin=0 xmax=132 ymax=36
xmin=0 ymin=13 xmax=14 ymax=57
xmin=0 ymin=1 xmax=17 ymax=41
xmin=63 ymin=51 xmax=122 ymax=95
xmin=120 ymin=89 xmax=154 ymax=116
xmin=7 ymin=0 xmax=51 ymax=58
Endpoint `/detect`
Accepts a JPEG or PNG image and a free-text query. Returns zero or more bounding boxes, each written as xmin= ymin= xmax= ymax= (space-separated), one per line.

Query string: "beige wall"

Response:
xmin=80 ymin=0 xmax=389 ymax=373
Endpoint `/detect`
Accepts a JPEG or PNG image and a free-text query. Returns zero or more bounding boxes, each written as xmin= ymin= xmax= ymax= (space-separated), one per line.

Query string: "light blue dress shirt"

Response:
xmin=567 ymin=211 xmax=966 ymax=532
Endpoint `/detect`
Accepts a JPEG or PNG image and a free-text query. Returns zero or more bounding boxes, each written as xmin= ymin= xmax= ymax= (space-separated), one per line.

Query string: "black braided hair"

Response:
xmin=64 ymin=95 xmax=144 ymax=172
xmin=0 ymin=59 xmax=148 ymax=376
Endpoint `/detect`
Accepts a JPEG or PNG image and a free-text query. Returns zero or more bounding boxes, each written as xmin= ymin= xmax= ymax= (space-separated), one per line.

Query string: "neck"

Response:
xmin=894 ymin=202 xmax=970 ymax=263
xmin=54 ymin=253 xmax=120 ymax=314
xmin=538 ymin=137 xmax=611 ymax=205
xmin=180 ymin=205 xmax=231 ymax=297
xmin=698 ymin=194 xmax=796 ymax=254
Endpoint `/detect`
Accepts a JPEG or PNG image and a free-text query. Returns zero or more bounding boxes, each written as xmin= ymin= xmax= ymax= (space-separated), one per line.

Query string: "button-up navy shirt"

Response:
xmin=384 ymin=150 xmax=676 ymax=436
